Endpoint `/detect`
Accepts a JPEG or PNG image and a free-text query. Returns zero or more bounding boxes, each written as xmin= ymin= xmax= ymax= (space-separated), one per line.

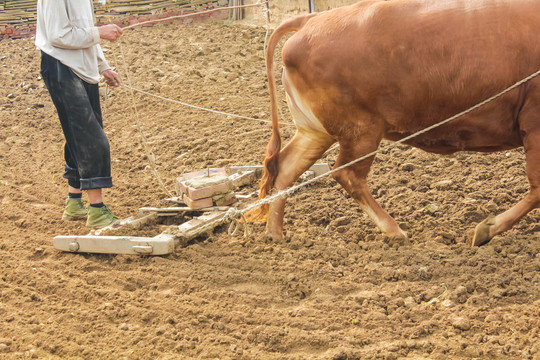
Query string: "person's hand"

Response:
xmin=98 ymin=24 xmax=123 ymax=42
xmin=102 ymin=69 xmax=122 ymax=87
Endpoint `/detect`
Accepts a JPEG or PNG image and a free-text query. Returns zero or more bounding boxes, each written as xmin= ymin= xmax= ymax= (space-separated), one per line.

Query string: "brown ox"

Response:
xmin=250 ymin=0 xmax=540 ymax=246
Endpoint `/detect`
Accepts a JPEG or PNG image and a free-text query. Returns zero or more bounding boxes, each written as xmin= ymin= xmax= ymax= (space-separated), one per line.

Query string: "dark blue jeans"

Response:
xmin=40 ymin=51 xmax=113 ymax=190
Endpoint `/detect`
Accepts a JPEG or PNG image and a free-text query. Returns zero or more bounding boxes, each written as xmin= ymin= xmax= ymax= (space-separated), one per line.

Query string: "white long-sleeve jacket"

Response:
xmin=35 ymin=0 xmax=111 ymax=84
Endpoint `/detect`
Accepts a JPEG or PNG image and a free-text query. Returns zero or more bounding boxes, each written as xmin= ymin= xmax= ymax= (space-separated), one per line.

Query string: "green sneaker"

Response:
xmin=62 ymin=198 xmax=88 ymax=221
xmin=86 ymin=205 xmax=118 ymax=229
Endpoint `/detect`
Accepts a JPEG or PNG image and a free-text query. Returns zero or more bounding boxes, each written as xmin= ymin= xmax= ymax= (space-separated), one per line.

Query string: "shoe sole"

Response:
xmin=62 ymin=214 xmax=87 ymax=221
xmin=86 ymin=219 xmax=118 ymax=229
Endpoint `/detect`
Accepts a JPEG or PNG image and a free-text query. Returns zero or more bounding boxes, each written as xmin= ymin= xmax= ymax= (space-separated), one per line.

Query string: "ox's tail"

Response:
xmin=245 ymin=13 xmax=315 ymax=222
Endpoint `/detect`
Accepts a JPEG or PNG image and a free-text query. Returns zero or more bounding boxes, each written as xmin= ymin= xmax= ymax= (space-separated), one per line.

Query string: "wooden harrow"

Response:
xmin=53 ymin=164 xmax=330 ymax=255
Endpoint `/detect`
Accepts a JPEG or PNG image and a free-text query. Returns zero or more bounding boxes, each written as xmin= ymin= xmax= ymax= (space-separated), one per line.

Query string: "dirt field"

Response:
xmin=0 ymin=8 xmax=539 ymax=360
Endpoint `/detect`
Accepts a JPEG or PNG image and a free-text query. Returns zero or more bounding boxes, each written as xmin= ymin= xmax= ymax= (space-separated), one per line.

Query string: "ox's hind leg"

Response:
xmin=472 ymin=128 xmax=540 ymax=246
xmin=332 ymin=139 xmax=408 ymax=240
xmin=265 ymin=130 xmax=334 ymax=241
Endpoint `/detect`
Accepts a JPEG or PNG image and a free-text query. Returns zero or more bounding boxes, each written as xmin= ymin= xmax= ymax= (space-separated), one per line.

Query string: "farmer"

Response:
xmin=35 ymin=0 xmax=124 ymax=228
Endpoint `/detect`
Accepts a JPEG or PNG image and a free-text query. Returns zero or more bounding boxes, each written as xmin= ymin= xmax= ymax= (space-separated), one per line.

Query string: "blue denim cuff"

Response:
xmin=80 ymin=176 xmax=113 ymax=190
xmin=63 ymin=163 xmax=80 ymax=188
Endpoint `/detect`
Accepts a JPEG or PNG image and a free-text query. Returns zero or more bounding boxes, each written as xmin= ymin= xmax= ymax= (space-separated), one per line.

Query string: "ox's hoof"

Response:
xmin=385 ymin=233 xmax=410 ymax=247
xmin=472 ymin=215 xmax=496 ymax=247
xmin=262 ymin=232 xmax=284 ymax=243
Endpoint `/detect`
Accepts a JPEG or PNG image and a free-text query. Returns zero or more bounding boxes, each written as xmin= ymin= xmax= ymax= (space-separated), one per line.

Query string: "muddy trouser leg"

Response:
xmin=40 ymin=51 xmax=113 ymax=190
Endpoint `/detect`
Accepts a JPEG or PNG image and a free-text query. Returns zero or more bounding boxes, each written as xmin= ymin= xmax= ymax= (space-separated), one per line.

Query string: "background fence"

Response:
xmin=0 ymin=0 xmax=229 ymax=39
xmin=0 ymin=0 xmax=360 ymax=39
xmin=243 ymin=0 xmax=359 ymax=22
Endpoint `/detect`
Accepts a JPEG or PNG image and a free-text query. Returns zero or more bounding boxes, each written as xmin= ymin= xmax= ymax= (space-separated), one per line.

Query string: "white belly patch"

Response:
xmin=283 ymin=70 xmax=328 ymax=134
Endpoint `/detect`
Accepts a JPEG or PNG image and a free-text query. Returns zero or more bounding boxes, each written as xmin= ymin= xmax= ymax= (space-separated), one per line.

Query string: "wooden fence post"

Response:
xmin=229 ymin=0 xmax=244 ymax=20
xmin=309 ymin=0 xmax=316 ymax=13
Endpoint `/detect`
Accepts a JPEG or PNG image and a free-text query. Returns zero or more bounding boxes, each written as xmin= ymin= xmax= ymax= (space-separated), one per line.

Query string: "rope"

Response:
xmin=183 ymin=207 xmax=248 ymax=239
xmin=121 ymin=2 xmax=266 ymax=30
xmin=228 ymin=211 xmax=250 ymax=237
xmin=122 ymin=85 xmax=294 ymax=126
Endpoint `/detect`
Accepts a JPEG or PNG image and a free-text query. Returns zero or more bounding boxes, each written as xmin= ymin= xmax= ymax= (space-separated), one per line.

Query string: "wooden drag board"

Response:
xmin=53 ymin=233 xmax=175 ymax=256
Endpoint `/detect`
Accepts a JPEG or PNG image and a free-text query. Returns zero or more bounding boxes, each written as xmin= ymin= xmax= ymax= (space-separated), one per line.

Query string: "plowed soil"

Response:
xmin=0 ymin=16 xmax=538 ymax=360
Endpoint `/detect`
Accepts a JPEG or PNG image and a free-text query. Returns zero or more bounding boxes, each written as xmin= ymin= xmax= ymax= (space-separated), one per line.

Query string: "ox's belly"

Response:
xmin=386 ymin=122 xmax=523 ymax=154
